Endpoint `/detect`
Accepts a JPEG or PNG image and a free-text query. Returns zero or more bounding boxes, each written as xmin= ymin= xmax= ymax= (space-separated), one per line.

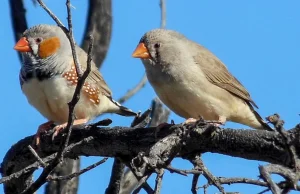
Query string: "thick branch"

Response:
xmin=45 ymin=158 xmax=80 ymax=194
xmin=2 ymin=122 xmax=299 ymax=193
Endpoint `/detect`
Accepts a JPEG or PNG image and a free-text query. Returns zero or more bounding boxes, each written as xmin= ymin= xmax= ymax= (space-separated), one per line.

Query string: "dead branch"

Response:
xmin=45 ymin=158 xmax=80 ymax=194
xmin=117 ymin=0 xmax=167 ymax=105
xmin=119 ymin=98 xmax=170 ymax=194
xmin=117 ymin=75 xmax=148 ymax=104
xmin=15 ymin=0 xmax=95 ymax=193
xmin=81 ymin=0 xmax=112 ymax=68
xmin=9 ymin=0 xmax=28 ymax=62
xmin=2 ymin=116 xmax=300 ymax=193
xmin=47 ymin=158 xmax=108 ymax=181
xmin=105 ymin=111 xmax=152 ymax=194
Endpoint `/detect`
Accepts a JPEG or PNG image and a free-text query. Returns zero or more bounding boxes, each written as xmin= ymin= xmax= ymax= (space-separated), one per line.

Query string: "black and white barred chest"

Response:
xmin=19 ymin=67 xmax=59 ymax=86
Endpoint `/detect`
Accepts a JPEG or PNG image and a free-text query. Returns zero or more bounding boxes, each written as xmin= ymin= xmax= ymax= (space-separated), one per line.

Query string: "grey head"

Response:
xmin=15 ymin=24 xmax=72 ymax=83
xmin=134 ymin=29 xmax=189 ymax=65
xmin=132 ymin=29 xmax=197 ymax=81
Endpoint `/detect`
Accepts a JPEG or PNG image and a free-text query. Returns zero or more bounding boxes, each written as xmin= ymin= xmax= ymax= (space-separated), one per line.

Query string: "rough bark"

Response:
xmin=2 ymin=122 xmax=298 ymax=194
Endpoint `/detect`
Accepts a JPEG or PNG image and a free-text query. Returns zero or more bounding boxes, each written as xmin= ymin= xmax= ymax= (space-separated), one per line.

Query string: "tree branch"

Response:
xmin=81 ymin=0 xmax=112 ymax=68
xmin=47 ymin=158 xmax=107 ymax=181
xmin=2 ymin=119 xmax=300 ymax=193
xmin=9 ymin=0 xmax=28 ymax=62
xmin=16 ymin=1 xmax=94 ymax=193
xmin=119 ymin=98 xmax=170 ymax=194
xmin=117 ymin=0 xmax=167 ymax=105
xmin=117 ymin=75 xmax=148 ymax=104
xmin=45 ymin=158 xmax=80 ymax=194
xmin=105 ymin=111 xmax=152 ymax=194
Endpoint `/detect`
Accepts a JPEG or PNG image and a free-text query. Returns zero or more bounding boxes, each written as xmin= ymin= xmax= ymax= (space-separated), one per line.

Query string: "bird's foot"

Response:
xmin=184 ymin=118 xmax=198 ymax=124
xmin=52 ymin=118 xmax=89 ymax=140
xmin=207 ymin=116 xmax=227 ymax=127
xmin=34 ymin=121 xmax=55 ymax=146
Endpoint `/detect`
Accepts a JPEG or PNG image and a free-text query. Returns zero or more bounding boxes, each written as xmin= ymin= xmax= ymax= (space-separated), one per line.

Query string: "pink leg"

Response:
xmin=52 ymin=118 xmax=89 ymax=140
xmin=184 ymin=118 xmax=197 ymax=124
xmin=34 ymin=121 xmax=55 ymax=146
xmin=211 ymin=116 xmax=227 ymax=127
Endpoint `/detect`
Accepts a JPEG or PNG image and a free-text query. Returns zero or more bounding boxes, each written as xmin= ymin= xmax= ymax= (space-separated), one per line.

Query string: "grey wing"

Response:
xmin=193 ymin=45 xmax=258 ymax=108
xmin=76 ymin=46 xmax=112 ymax=98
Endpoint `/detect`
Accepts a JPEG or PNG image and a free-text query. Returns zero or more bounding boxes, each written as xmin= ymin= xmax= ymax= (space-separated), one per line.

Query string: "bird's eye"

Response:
xmin=35 ymin=38 xmax=43 ymax=44
xmin=154 ymin=43 xmax=160 ymax=49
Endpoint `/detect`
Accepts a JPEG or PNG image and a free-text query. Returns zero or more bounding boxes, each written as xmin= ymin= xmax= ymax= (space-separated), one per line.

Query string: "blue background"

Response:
xmin=1 ymin=0 xmax=300 ymax=193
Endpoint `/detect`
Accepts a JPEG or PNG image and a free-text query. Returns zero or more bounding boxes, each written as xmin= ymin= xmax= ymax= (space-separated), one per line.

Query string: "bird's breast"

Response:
xmin=21 ymin=75 xmax=108 ymax=124
xmin=147 ymin=70 xmax=239 ymax=120
xmin=21 ymin=77 xmax=74 ymax=123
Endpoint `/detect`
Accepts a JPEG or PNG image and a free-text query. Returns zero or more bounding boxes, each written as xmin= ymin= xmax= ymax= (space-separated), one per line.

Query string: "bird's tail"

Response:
xmin=247 ymin=103 xmax=273 ymax=131
xmin=110 ymin=98 xmax=137 ymax=117
xmin=252 ymin=110 xmax=273 ymax=131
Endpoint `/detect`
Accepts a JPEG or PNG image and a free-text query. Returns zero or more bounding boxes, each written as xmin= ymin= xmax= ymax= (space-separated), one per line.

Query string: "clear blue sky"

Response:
xmin=1 ymin=0 xmax=300 ymax=193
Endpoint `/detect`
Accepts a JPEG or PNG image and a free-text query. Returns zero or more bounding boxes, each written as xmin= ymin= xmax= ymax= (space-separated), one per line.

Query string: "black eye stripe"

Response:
xmin=154 ymin=43 xmax=160 ymax=48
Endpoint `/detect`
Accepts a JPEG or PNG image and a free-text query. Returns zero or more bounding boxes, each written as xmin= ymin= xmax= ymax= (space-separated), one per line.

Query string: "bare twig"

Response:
xmin=191 ymin=173 xmax=200 ymax=194
xmin=148 ymin=98 xmax=170 ymax=127
xmin=0 ymin=153 xmax=56 ymax=185
xmin=45 ymin=158 xmax=80 ymax=194
xmin=27 ymin=145 xmax=47 ymax=168
xmin=132 ymin=173 xmax=153 ymax=194
xmin=91 ymin=118 xmax=113 ymax=127
xmin=9 ymin=0 xmax=28 ymax=62
xmin=154 ymin=169 xmax=164 ymax=194
xmin=47 ymin=158 xmax=108 ymax=181
xmin=19 ymin=1 xmax=94 ymax=193
xmin=118 ymin=0 xmax=167 ymax=104
xmin=126 ymin=157 xmax=154 ymax=194
xmin=65 ymin=0 xmax=83 ymax=76
xmin=119 ymin=100 xmax=169 ymax=194
xmin=258 ymin=181 xmax=300 ymax=194
xmin=165 ymin=165 xmax=187 ymax=176
xmin=1 ymin=134 xmax=93 ymax=185
xmin=61 ymin=33 xmax=93 ymax=158
xmin=131 ymin=109 xmax=152 ymax=128
xmin=118 ymin=74 xmax=148 ymax=104
xmin=105 ymin=111 xmax=151 ymax=194
xmin=36 ymin=0 xmax=65 ymax=27
xmin=186 ymin=154 xmax=225 ymax=194
xmin=105 ymin=159 xmax=125 ymax=194
xmin=259 ymin=164 xmax=300 ymax=191
xmin=187 ymin=154 xmax=203 ymax=194
xmin=199 ymin=183 xmax=209 ymax=194
xmin=81 ymin=0 xmax=112 ymax=68
xmin=259 ymin=165 xmax=281 ymax=194
xmin=266 ymin=114 xmax=300 ymax=171
xmin=37 ymin=0 xmax=82 ymax=75
xmin=159 ymin=0 xmax=166 ymax=29
xmin=165 ymin=165 xmax=202 ymax=176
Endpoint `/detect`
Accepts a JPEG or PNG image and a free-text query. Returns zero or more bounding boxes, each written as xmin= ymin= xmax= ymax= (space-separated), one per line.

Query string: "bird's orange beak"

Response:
xmin=14 ymin=37 xmax=31 ymax=52
xmin=132 ymin=43 xmax=150 ymax=59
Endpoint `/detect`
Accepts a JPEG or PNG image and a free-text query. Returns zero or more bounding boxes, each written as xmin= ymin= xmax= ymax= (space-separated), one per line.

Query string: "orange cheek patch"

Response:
xmin=38 ymin=37 xmax=61 ymax=58
xmin=62 ymin=65 xmax=100 ymax=105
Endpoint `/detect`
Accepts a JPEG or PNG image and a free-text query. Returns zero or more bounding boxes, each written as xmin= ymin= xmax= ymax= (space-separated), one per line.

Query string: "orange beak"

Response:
xmin=14 ymin=37 xmax=31 ymax=52
xmin=132 ymin=43 xmax=150 ymax=59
